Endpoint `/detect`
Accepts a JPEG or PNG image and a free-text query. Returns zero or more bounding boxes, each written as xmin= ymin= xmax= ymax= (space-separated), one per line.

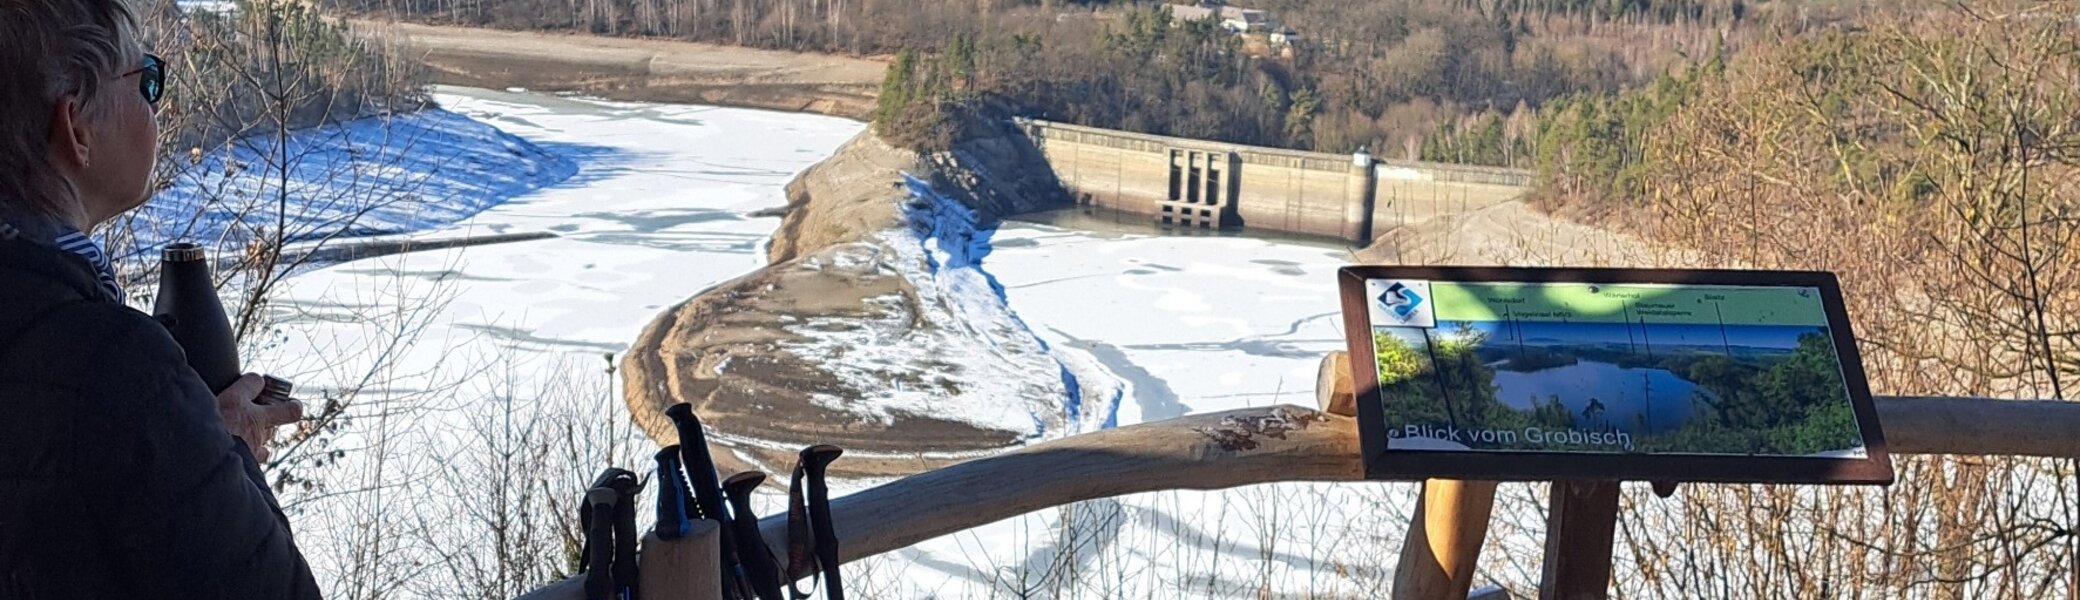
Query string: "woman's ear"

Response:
xmin=45 ymin=96 xmax=93 ymax=171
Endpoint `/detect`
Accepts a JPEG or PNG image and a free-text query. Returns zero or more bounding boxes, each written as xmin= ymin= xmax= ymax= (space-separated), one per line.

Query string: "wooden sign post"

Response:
xmin=1328 ymin=352 xmax=1503 ymax=600
xmin=1391 ymin=478 xmax=1498 ymax=599
xmin=1538 ymin=480 xmax=1620 ymax=600
xmin=1330 ymin=351 xmax=1620 ymax=600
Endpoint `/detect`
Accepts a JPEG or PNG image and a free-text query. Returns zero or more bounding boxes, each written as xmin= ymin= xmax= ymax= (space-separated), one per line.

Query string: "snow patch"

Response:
xmin=778 ymin=175 xmax=1124 ymax=438
xmin=131 ymin=108 xmax=575 ymax=265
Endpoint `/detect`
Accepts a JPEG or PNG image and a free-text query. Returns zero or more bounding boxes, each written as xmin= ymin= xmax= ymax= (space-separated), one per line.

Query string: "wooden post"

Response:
xmin=1392 ymin=478 xmax=1498 ymax=600
xmin=1327 ymin=352 xmax=1501 ymax=600
xmin=1316 ymin=351 xmax=1358 ymax=418
xmin=639 ymin=520 xmax=723 ymax=600
xmin=513 ymin=519 xmax=722 ymax=600
xmin=1538 ymin=480 xmax=1620 ymax=600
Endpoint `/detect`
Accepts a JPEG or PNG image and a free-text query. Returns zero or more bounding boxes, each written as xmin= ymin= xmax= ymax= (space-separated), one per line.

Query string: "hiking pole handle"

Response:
xmin=583 ymin=488 xmax=620 ymax=600
xmin=800 ymin=445 xmax=844 ymax=600
xmin=613 ymin=484 xmax=640 ymax=600
xmin=665 ymin=403 xmax=752 ymax=600
xmin=655 ymin=446 xmax=695 ymax=539
xmin=723 ymin=472 xmax=786 ymax=600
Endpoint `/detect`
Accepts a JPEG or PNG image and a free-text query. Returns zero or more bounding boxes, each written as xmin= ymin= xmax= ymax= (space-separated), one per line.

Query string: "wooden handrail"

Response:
xmin=756 ymin=405 xmax=1363 ymax=566
xmin=742 ymin=394 xmax=2080 ymax=571
xmin=522 ymin=382 xmax=2079 ymax=598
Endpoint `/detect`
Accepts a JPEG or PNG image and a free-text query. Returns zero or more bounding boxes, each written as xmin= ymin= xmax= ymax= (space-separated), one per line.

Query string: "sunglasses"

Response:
xmin=114 ymin=54 xmax=166 ymax=106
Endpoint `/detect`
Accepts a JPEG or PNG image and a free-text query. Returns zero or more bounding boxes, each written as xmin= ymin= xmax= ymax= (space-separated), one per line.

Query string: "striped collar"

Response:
xmin=52 ymin=227 xmax=126 ymax=304
xmin=1 ymin=213 xmax=126 ymax=304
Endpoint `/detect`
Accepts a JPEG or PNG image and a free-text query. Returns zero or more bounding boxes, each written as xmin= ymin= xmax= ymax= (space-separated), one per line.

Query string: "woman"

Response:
xmin=0 ymin=0 xmax=321 ymax=597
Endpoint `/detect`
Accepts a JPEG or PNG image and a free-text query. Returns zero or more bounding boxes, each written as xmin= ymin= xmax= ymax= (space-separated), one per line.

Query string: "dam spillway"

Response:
xmin=1017 ymin=118 xmax=1534 ymax=244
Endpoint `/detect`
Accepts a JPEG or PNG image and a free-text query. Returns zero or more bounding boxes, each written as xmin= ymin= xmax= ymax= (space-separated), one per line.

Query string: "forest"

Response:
xmin=320 ymin=0 xmax=1920 ymax=156
xmin=150 ymin=1 xmax=422 ymax=152
xmin=865 ymin=0 xmax=1881 ymax=154
xmin=1540 ymin=7 xmax=2080 ymax=597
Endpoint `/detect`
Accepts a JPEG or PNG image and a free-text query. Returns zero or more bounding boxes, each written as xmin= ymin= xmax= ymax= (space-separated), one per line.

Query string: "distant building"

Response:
xmin=1163 ymin=2 xmax=1281 ymax=34
xmin=1219 ymin=7 xmax=1275 ymax=33
xmin=1167 ymin=3 xmax=1219 ymax=23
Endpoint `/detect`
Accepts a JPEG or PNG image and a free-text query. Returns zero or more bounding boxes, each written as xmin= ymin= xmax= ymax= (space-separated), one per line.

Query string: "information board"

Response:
xmin=1338 ymin=267 xmax=1892 ymax=484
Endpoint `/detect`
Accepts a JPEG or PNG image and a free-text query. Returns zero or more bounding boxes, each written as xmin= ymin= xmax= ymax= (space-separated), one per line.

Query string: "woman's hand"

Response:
xmin=213 ymin=373 xmax=306 ymax=463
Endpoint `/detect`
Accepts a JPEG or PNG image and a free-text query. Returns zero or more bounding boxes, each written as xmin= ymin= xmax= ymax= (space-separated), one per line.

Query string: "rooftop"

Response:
xmin=1165 ymin=2 xmax=1273 ymax=25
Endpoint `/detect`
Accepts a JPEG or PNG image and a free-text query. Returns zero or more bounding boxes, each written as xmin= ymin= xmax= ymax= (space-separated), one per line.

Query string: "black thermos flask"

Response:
xmin=152 ymin=242 xmax=243 ymax=394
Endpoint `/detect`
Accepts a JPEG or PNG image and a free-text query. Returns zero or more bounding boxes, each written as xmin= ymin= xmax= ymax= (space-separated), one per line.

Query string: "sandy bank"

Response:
xmin=363 ymin=21 xmax=885 ymax=119
xmin=621 ymin=125 xmax=1073 ymax=479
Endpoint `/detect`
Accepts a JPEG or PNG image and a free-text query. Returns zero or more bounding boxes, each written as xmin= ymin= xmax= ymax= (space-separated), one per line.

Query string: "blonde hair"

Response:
xmin=0 ymin=0 xmax=141 ymax=219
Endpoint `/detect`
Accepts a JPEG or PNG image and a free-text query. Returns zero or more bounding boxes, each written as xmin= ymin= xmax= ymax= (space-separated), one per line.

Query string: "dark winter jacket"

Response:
xmin=0 ymin=227 xmax=322 ymax=599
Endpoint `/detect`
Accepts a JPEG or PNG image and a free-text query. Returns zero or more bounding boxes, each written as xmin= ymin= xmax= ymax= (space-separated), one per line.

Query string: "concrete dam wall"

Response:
xmin=1017 ymin=119 xmax=1533 ymax=243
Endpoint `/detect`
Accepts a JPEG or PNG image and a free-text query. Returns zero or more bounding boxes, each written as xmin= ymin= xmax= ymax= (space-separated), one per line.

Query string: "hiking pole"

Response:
xmin=654 ymin=446 xmax=695 ymax=540
xmin=609 ymin=474 xmax=643 ymax=600
xmin=588 ymin=469 xmax=644 ymax=600
xmin=800 ymin=445 xmax=845 ymax=600
xmin=784 ymin=465 xmax=815 ymax=597
xmin=722 ymin=471 xmax=786 ymax=600
xmin=664 ymin=403 xmax=753 ymax=600
xmin=582 ymin=487 xmax=620 ymax=600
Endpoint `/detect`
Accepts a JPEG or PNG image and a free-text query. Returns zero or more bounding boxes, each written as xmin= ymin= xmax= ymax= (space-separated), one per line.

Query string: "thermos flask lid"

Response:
xmin=162 ymin=243 xmax=206 ymax=262
xmin=261 ymin=375 xmax=294 ymax=402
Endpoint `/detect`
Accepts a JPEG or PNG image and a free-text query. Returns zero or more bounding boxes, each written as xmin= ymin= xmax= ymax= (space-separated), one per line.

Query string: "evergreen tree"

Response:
xmin=873 ymin=49 xmax=918 ymax=135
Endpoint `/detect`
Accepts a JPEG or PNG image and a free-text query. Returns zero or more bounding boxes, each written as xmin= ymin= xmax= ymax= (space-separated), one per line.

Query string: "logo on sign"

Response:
xmin=1368 ymin=279 xmax=1435 ymax=328
xmin=1381 ymin=282 xmax=1423 ymax=322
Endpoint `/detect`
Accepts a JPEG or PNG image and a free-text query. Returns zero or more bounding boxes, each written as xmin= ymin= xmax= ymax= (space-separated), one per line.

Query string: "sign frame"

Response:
xmin=1338 ymin=266 xmax=1894 ymax=485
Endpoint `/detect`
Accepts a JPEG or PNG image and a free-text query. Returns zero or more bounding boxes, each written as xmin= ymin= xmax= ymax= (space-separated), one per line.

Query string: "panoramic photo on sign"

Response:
xmin=1339 ymin=267 xmax=1893 ymax=484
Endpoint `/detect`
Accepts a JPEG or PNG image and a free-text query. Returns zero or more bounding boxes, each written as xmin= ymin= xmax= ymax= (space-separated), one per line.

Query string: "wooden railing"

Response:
xmin=521 ymin=351 xmax=2080 ymax=600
